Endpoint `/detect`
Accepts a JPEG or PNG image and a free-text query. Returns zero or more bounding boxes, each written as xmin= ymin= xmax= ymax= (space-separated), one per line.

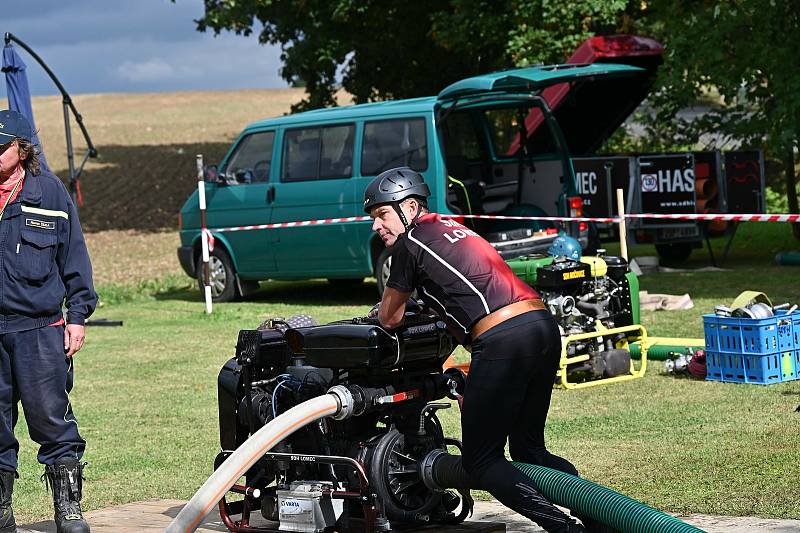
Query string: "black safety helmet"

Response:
xmin=363 ymin=167 xmax=431 ymax=227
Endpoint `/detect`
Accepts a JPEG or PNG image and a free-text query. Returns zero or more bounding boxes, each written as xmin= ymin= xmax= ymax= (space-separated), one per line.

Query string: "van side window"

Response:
xmin=282 ymin=124 xmax=355 ymax=182
xmin=224 ymin=131 xmax=275 ymax=184
xmin=361 ymin=118 xmax=428 ymax=176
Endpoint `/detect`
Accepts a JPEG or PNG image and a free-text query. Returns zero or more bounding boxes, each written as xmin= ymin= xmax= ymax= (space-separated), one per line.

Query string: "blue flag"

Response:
xmin=2 ymin=42 xmax=49 ymax=172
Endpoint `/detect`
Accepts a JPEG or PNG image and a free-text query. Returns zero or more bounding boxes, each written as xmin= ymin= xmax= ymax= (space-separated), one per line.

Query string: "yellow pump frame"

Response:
xmin=557 ymin=323 xmax=648 ymax=389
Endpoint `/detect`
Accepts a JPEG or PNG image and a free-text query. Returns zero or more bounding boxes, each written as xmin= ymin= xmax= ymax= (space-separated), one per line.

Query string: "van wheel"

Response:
xmin=374 ymin=248 xmax=392 ymax=297
xmin=655 ymin=243 xmax=693 ymax=264
xmin=196 ymin=248 xmax=238 ymax=302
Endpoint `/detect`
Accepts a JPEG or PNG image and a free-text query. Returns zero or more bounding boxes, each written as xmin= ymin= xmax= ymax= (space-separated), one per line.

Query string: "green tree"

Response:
xmin=195 ymin=1 xmax=799 ymax=233
xmin=637 ymin=0 xmax=799 ymax=233
xmin=195 ymin=1 xmax=635 ymax=111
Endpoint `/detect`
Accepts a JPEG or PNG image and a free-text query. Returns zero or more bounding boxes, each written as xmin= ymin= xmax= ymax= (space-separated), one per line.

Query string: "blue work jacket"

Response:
xmin=0 ymin=171 xmax=97 ymax=332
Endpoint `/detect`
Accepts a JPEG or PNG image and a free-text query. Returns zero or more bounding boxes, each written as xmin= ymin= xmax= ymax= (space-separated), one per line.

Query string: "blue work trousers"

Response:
xmin=0 ymin=325 xmax=85 ymax=472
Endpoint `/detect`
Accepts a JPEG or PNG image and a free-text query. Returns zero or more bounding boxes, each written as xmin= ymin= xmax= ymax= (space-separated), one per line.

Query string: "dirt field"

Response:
xmin=30 ymin=88 xmax=351 ymax=232
xmin=27 ymin=88 xmax=356 ymax=285
xmin=84 ymin=230 xmax=183 ymax=286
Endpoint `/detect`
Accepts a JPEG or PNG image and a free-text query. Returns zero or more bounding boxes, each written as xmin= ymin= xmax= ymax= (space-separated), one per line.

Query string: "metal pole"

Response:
xmin=4 ymin=33 xmax=97 ymax=158
xmin=62 ymin=101 xmax=76 ymax=204
xmin=616 ymin=188 xmax=628 ymax=261
xmin=4 ymin=32 xmax=98 ymax=208
xmin=197 ymin=155 xmax=212 ymax=314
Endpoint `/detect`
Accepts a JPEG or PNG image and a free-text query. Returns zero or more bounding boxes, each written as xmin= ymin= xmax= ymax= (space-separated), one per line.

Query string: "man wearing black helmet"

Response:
xmin=364 ymin=166 xmax=589 ymax=533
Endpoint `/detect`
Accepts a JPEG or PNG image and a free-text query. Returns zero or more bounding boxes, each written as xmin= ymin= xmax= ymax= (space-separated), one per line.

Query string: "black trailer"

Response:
xmin=574 ymin=150 xmax=765 ymax=262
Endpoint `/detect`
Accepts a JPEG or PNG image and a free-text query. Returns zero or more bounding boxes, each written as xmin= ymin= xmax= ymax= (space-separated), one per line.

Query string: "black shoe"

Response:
xmin=43 ymin=458 xmax=90 ymax=533
xmin=564 ymin=520 xmax=587 ymax=532
xmin=0 ymin=470 xmax=16 ymax=533
xmin=575 ymin=513 xmax=620 ymax=533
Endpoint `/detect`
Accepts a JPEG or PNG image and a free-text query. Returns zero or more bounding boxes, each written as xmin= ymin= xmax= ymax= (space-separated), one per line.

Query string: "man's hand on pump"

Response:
xmin=377 ymin=287 xmax=412 ymax=330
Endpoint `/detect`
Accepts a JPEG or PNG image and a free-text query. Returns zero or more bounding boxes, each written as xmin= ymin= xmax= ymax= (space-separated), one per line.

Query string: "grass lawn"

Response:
xmin=10 ymin=222 xmax=800 ymax=523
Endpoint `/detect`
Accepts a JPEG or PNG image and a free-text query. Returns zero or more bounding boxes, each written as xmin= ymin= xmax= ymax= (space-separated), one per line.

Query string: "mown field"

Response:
xmin=7 ymin=222 xmax=797 ymax=524
xmin=9 ymin=90 xmax=800 ymax=523
xmin=29 ymin=88 xmax=350 ymax=232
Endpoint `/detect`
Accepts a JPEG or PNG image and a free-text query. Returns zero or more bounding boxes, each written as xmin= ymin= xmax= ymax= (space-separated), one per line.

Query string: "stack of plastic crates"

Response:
xmin=703 ymin=309 xmax=800 ymax=384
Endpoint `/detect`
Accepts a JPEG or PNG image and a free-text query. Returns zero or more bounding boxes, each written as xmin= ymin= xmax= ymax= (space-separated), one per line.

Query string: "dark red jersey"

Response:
xmin=386 ymin=213 xmax=539 ymax=344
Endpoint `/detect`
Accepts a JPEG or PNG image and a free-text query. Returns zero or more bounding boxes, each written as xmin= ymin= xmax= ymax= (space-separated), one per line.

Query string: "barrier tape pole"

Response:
xmin=616 ymin=188 xmax=628 ymax=261
xmin=197 ymin=155 xmax=212 ymax=314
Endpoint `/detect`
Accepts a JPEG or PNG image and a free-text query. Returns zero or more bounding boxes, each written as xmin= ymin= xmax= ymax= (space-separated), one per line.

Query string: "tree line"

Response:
xmin=194 ymin=0 xmax=799 ymax=231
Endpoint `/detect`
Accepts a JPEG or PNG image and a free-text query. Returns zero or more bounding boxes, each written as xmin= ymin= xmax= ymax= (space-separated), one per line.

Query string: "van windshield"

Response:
xmin=224 ymin=131 xmax=275 ymax=184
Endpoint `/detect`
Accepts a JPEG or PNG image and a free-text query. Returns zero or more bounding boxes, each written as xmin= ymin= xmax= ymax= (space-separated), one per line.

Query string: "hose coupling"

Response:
xmin=327 ymin=385 xmax=355 ymax=420
xmin=420 ymin=449 xmax=448 ymax=492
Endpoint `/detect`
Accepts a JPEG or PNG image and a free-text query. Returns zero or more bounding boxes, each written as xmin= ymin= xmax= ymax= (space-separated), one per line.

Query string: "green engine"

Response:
xmin=506 ymin=253 xmax=640 ymax=336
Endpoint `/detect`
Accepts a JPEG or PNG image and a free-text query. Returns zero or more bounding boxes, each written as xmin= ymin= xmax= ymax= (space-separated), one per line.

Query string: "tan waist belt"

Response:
xmin=471 ymin=298 xmax=546 ymax=340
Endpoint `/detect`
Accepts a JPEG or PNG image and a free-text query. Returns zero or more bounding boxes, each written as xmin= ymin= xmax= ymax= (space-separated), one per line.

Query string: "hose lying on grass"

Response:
xmin=629 ymin=337 xmax=705 ymax=360
xmin=168 ymin=390 xmax=703 ymax=533
xmin=432 ymin=453 xmax=702 ymax=532
xmin=512 ymin=462 xmax=703 ymax=533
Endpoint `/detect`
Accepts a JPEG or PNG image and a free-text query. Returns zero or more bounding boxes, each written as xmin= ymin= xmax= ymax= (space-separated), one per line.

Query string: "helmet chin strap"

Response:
xmin=392 ymin=201 xmax=422 ymax=230
xmin=392 ymin=202 xmax=409 ymax=228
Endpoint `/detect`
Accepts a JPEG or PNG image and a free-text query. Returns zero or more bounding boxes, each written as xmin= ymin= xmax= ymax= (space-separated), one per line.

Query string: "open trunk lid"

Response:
xmin=438 ymin=63 xmax=652 ymax=157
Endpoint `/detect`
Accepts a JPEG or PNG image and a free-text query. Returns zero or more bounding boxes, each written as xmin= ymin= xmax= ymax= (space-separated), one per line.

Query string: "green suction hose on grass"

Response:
xmin=512 ymin=462 xmax=703 ymax=533
xmin=629 ymin=342 xmax=705 ymax=361
xmin=627 ymin=337 xmax=705 ymax=361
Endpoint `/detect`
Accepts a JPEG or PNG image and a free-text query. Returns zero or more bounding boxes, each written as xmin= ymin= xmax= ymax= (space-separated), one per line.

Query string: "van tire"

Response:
xmin=374 ymin=247 xmax=392 ymax=297
xmin=655 ymin=242 xmax=693 ymax=264
xmin=196 ymin=247 xmax=238 ymax=302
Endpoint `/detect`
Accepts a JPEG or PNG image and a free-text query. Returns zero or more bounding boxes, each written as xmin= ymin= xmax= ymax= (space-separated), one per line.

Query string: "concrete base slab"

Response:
xmin=18 ymin=499 xmax=800 ymax=532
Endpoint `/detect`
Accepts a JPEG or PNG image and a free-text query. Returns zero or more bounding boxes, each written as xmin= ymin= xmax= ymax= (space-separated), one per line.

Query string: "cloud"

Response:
xmin=117 ymin=58 xmax=178 ymax=83
xmin=1 ymin=0 xmax=288 ymax=95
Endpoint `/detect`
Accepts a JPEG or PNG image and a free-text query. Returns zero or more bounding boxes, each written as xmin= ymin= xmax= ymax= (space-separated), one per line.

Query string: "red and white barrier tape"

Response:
xmin=211 ymin=212 xmax=799 ymax=233
xmin=215 ymin=216 xmax=371 ymax=232
xmin=624 ymin=213 xmax=800 ymax=223
xmin=458 ymin=214 xmax=618 ymax=223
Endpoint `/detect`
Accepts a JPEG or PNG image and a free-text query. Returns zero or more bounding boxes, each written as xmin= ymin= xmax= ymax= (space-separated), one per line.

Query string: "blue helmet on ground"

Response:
xmin=548 ymin=235 xmax=582 ymax=261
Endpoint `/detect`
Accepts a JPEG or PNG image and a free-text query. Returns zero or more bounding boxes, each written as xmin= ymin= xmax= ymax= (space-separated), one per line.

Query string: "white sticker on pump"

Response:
xmin=280 ymin=498 xmax=312 ymax=516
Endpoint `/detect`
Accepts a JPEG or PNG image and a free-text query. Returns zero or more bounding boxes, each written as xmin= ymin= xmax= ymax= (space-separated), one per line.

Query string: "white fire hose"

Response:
xmin=166 ymin=388 xmax=353 ymax=533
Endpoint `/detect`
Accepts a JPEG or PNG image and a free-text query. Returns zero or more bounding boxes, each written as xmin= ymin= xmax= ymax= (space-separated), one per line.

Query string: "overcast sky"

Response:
xmin=1 ymin=0 xmax=288 ymax=97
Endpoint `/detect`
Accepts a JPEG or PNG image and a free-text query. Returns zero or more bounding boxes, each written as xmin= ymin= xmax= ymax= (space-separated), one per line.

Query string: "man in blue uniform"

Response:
xmin=0 ymin=110 xmax=96 ymax=533
xmin=364 ymin=167 xmax=592 ymax=533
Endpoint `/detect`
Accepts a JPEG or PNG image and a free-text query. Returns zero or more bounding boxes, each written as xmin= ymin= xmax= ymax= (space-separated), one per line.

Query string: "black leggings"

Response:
xmin=461 ymin=309 xmax=581 ymax=533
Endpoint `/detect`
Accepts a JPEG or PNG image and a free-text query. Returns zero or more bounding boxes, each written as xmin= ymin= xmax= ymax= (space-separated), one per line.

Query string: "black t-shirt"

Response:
xmin=387 ymin=213 xmax=539 ymax=344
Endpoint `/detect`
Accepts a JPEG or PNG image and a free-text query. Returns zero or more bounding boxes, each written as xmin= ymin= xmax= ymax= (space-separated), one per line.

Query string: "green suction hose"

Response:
xmin=629 ymin=343 xmax=704 ymax=361
xmin=512 ymin=462 xmax=703 ymax=533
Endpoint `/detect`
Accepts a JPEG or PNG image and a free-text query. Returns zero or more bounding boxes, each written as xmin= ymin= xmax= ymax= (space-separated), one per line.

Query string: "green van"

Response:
xmin=177 ymin=63 xmax=646 ymax=301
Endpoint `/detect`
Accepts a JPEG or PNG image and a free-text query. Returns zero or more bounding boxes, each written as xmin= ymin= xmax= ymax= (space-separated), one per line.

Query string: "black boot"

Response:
xmin=43 ymin=458 xmax=90 ymax=533
xmin=0 ymin=470 xmax=15 ymax=533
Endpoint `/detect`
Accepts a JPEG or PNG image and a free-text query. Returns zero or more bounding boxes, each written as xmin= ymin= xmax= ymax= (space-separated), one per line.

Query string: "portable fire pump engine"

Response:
xmin=216 ymin=314 xmax=477 ymax=532
xmin=506 ymin=246 xmax=647 ymax=389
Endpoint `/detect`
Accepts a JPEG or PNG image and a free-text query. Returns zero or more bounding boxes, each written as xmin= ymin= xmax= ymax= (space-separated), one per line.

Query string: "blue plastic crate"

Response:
xmin=787 ymin=350 xmax=800 ymax=380
xmin=703 ymin=310 xmax=800 ymax=384
xmin=705 ymin=349 xmax=798 ymax=384
xmin=703 ymin=310 xmax=800 ymax=355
